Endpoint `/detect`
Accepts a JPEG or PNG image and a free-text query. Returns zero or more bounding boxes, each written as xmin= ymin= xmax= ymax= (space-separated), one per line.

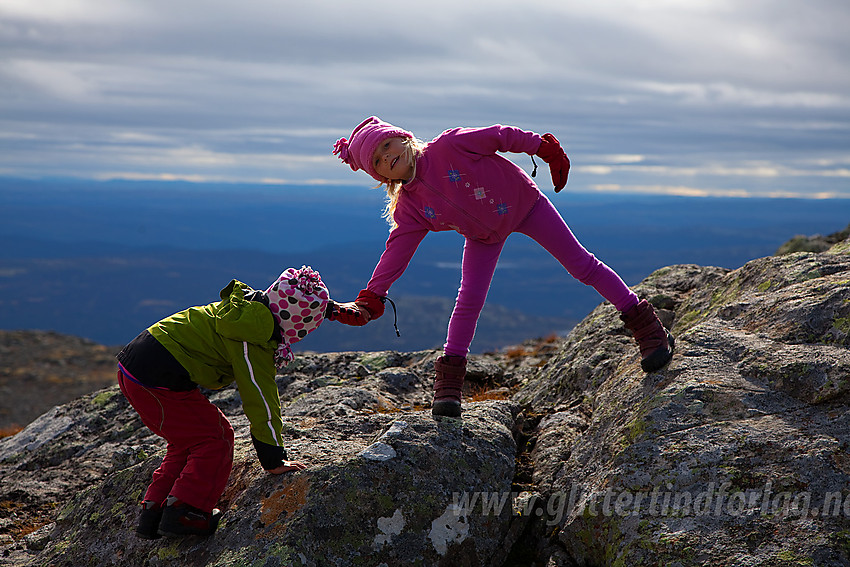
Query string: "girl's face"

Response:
xmin=373 ymin=137 xmax=414 ymax=182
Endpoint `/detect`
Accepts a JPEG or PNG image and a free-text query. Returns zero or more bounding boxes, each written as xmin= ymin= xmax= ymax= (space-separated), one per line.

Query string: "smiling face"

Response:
xmin=372 ymin=137 xmax=414 ymax=182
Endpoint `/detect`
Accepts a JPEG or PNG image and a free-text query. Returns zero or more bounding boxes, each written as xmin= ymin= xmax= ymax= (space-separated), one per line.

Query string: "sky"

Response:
xmin=1 ymin=0 xmax=849 ymax=198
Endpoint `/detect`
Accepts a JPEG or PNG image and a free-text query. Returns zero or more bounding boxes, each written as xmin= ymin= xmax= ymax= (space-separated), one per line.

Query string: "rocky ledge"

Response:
xmin=1 ymin=236 xmax=848 ymax=566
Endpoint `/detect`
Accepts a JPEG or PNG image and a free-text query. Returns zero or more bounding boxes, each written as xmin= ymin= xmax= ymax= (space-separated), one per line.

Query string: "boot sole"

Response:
xmin=431 ymin=400 xmax=461 ymax=418
xmin=157 ymin=525 xmax=218 ymax=538
xmin=641 ymin=331 xmax=675 ymax=373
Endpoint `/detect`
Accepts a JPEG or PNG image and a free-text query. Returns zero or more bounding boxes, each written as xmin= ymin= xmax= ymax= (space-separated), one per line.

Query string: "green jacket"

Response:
xmin=148 ymin=280 xmax=284 ymax=451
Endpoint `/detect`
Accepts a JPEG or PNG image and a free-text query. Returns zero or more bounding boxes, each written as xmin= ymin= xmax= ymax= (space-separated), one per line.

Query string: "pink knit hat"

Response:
xmin=265 ymin=266 xmax=330 ymax=368
xmin=333 ymin=116 xmax=414 ymax=182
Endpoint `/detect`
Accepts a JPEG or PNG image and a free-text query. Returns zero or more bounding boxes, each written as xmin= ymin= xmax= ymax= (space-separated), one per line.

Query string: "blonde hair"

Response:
xmin=378 ymin=137 xmax=424 ymax=230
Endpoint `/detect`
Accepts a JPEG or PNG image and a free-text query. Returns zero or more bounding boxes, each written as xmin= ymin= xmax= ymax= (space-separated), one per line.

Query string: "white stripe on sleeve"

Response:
xmin=242 ymin=341 xmax=279 ymax=446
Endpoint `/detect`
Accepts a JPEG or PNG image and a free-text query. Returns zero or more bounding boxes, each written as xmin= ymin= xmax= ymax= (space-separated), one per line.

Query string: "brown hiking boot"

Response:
xmin=620 ymin=299 xmax=675 ymax=372
xmin=431 ymin=355 xmax=467 ymax=418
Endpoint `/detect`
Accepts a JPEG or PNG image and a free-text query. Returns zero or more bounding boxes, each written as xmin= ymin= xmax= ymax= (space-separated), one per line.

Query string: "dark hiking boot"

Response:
xmin=157 ymin=498 xmax=221 ymax=537
xmin=620 ymin=299 xmax=675 ymax=372
xmin=135 ymin=500 xmax=163 ymax=540
xmin=431 ymin=355 xmax=467 ymax=418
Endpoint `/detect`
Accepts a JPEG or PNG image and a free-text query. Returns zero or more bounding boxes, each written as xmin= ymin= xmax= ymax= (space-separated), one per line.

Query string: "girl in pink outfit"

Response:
xmin=331 ymin=116 xmax=674 ymax=417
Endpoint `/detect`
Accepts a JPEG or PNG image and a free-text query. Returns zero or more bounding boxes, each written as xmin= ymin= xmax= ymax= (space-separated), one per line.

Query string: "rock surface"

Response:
xmin=514 ymin=240 xmax=850 ymax=566
xmin=0 ymin=237 xmax=848 ymax=566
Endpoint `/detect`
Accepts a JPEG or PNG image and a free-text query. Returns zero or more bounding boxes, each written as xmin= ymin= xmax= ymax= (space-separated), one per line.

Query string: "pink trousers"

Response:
xmin=444 ymin=194 xmax=639 ymax=357
xmin=118 ymin=371 xmax=234 ymax=513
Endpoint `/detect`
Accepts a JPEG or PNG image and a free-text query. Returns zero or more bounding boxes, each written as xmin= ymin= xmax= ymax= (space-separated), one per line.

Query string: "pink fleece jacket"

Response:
xmin=366 ymin=124 xmax=543 ymax=296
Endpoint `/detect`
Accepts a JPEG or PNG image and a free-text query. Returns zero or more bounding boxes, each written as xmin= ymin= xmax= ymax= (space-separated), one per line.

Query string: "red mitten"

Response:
xmin=328 ymin=300 xmax=370 ymax=326
xmin=535 ymin=133 xmax=570 ymax=192
xmin=355 ymin=289 xmax=385 ymax=320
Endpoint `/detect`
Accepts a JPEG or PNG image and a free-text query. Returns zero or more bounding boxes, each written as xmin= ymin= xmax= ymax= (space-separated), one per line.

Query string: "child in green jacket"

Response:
xmin=117 ymin=266 xmax=331 ymax=538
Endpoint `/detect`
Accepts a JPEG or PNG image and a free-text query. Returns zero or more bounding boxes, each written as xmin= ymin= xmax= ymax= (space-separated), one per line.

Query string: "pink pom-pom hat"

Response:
xmin=332 ymin=116 xmax=414 ymax=182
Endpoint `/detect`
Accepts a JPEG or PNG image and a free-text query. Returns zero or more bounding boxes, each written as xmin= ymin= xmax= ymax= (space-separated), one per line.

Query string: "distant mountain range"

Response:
xmin=1 ymin=177 xmax=847 ymax=353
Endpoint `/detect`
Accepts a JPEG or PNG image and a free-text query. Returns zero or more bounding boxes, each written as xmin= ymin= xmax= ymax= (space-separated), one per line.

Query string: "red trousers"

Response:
xmin=118 ymin=371 xmax=234 ymax=513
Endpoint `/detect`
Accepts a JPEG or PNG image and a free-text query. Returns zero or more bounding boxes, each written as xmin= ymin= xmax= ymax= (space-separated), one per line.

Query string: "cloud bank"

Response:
xmin=1 ymin=0 xmax=848 ymax=197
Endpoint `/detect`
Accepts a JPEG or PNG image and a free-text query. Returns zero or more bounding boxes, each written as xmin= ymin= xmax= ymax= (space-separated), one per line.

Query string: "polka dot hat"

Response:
xmin=265 ymin=266 xmax=330 ymax=368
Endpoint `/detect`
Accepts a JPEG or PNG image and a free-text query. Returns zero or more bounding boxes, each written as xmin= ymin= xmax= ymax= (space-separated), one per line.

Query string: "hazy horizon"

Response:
xmin=1 ymin=178 xmax=846 ymax=351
